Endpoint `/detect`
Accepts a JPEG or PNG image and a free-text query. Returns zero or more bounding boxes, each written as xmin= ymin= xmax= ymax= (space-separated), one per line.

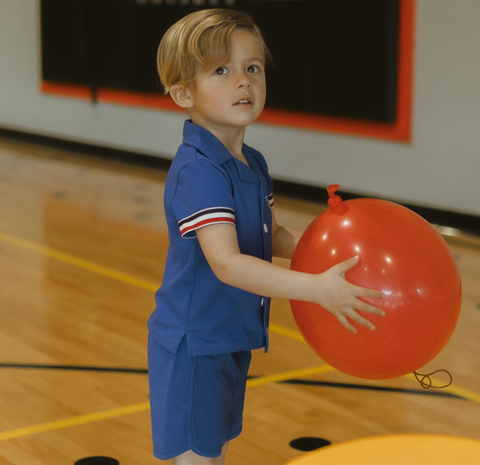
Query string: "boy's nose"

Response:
xmin=236 ymin=72 xmax=252 ymax=88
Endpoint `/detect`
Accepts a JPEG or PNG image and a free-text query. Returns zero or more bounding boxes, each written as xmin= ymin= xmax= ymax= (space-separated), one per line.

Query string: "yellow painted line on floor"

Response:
xmin=0 ymin=230 xmax=306 ymax=344
xmin=0 ymin=366 xmax=332 ymax=442
xmin=444 ymin=384 xmax=480 ymax=404
xmin=0 ymin=231 xmax=158 ymax=292
xmin=0 ymin=401 xmax=150 ymax=442
xmin=269 ymin=323 xmax=305 ymax=342
xmin=1 ymin=367 xmax=479 ymax=444
xmin=247 ymin=364 xmax=335 ymax=388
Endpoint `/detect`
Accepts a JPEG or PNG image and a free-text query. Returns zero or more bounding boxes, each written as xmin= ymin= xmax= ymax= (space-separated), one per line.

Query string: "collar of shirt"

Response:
xmin=182 ymin=120 xmax=235 ymax=166
xmin=181 ymin=119 xmax=263 ymax=185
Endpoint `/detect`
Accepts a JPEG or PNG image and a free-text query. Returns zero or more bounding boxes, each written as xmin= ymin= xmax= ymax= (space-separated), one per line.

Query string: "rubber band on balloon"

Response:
xmin=413 ymin=370 xmax=453 ymax=389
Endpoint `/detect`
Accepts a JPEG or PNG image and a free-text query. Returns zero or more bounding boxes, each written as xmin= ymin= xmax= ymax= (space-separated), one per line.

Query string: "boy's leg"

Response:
xmin=214 ymin=441 xmax=229 ymax=465
xmin=172 ymin=449 xmax=215 ymax=465
xmin=172 ymin=442 xmax=229 ymax=465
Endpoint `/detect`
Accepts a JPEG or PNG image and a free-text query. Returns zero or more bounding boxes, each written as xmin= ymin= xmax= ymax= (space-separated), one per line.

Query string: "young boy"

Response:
xmin=148 ymin=9 xmax=385 ymax=465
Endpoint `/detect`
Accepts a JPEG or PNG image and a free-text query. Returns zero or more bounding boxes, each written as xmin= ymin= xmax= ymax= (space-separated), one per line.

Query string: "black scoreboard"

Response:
xmin=41 ymin=0 xmax=400 ymax=123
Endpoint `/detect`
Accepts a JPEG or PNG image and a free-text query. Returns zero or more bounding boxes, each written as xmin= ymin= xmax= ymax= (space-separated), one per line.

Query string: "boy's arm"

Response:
xmin=196 ymin=223 xmax=385 ymax=334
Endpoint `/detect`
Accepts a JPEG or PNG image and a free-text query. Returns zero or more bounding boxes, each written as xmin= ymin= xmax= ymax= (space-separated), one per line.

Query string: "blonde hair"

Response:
xmin=157 ymin=9 xmax=272 ymax=94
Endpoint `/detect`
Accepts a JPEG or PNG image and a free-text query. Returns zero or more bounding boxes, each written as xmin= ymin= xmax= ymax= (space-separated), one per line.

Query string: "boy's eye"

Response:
xmin=214 ymin=67 xmax=229 ymax=75
xmin=248 ymin=65 xmax=260 ymax=73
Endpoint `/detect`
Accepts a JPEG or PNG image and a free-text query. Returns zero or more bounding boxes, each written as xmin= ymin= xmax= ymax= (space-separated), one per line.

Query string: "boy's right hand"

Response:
xmin=314 ymin=255 xmax=386 ymax=334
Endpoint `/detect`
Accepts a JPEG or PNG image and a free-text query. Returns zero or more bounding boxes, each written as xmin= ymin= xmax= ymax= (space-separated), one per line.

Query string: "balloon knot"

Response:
xmin=327 ymin=184 xmax=347 ymax=214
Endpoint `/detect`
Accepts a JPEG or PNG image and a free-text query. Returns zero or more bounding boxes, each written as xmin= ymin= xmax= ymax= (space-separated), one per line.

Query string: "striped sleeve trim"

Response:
xmin=267 ymin=193 xmax=275 ymax=208
xmin=178 ymin=207 xmax=235 ymax=237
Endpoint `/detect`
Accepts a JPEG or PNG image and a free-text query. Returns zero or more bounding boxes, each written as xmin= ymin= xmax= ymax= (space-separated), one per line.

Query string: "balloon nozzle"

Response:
xmin=327 ymin=184 xmax=347 ymax=214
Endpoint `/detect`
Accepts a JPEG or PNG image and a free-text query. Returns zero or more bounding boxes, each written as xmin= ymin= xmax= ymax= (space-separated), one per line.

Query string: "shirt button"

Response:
xmin=264 ymin=223 xmax=268 ymax=233
xmin=261 ymin=297 xmax=265 ymax=306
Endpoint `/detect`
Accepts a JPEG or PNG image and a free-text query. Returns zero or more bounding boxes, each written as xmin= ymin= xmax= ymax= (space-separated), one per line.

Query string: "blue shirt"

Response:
xmin=148 ymin=120 xmax=274 ymax=357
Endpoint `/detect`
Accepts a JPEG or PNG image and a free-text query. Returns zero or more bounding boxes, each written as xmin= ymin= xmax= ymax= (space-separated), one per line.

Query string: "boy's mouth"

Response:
xmin=235 ymin=99 xmax=252 ymax=105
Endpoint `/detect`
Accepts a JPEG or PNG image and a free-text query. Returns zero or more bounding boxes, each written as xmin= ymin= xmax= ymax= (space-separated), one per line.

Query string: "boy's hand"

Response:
xmin=315 ymin=256 xmax=386 ymax=334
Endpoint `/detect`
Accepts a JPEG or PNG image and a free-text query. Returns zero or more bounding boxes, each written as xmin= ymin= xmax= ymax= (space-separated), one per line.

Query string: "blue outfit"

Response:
xmin=148 ymin=119 xmax=273 ymax=356
xmin=148 ymin=120 xmax=274 ymax=459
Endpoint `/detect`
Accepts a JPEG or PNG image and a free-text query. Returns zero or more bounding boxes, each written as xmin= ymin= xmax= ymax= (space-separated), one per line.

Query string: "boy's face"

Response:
xmin=186 ymin=29 xmax=267 ymax=135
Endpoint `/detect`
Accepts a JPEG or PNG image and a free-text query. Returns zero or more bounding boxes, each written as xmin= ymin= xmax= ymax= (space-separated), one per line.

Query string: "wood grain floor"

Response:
xmin=0 ymin=136 xmax=479 ymax=465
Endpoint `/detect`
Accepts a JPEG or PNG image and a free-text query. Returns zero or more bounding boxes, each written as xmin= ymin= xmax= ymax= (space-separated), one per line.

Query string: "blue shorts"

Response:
xmin=148 ymin=334 xmax=252 ymax=460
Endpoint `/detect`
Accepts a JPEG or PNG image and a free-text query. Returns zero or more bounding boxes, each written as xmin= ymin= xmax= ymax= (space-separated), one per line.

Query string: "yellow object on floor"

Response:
xmin=287 ymin=435 xmax=480 ymax=464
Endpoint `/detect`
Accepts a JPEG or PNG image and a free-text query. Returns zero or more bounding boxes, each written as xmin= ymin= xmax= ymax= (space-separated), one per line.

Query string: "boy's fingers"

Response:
xmin=336 ymin=314 xmax=359 ymax=334
xmin=335 ymin=255 xmax=360 ymax=274
xmin=349 ymin=281 xmax=385 ymax=299
xmin=336 ymin=310 xmax=376 ymax=332
xmin=356 ymin=300 xmax=386 ymax=317
xmin=355 ymin=286 xmax=386 ymax=300
xmin=347 ymin=309 xmax=377 ymax=331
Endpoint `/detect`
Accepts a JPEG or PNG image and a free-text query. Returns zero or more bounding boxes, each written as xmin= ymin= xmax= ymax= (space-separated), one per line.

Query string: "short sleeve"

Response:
xmin=171 ymin=160 xmax=235 ymax=238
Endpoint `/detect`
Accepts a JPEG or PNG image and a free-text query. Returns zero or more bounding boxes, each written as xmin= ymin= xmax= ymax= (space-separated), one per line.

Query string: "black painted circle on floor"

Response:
xmin=289 ymin=437 xmax=332 ymax=452
xmin=74 ymin=457 xmax=119 ymax=465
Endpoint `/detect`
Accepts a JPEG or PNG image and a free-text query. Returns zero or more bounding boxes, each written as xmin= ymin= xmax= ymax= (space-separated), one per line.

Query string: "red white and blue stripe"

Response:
xmin=267 ymin=193 xmax=275 ymax=209
xmin=178 ymin=207 xmax=235 ymax=237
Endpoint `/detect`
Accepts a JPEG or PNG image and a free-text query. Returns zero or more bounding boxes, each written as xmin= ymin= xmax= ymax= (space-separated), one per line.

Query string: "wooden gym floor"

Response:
xmin=0 ymin=135 xmax=480 ymax=465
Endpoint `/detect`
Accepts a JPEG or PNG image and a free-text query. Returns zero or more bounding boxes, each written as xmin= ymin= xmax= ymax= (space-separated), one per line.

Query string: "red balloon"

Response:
xmin=290 ymin=186 xmax=462 ymax=380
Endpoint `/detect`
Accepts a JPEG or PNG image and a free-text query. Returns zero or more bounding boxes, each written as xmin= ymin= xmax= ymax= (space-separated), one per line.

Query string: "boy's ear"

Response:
xmin=169 ymin=84 xmax=194 ymax=109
